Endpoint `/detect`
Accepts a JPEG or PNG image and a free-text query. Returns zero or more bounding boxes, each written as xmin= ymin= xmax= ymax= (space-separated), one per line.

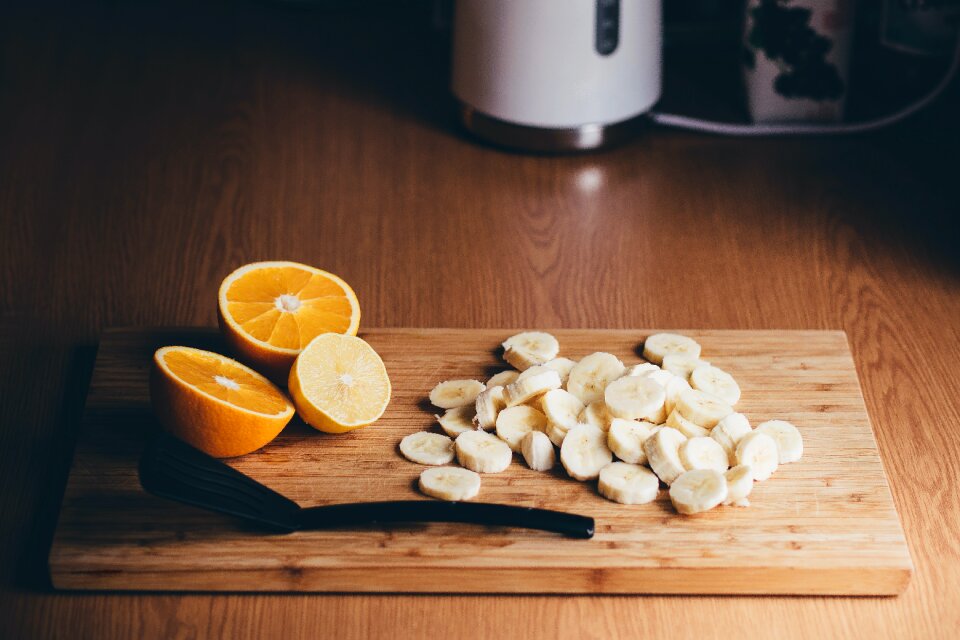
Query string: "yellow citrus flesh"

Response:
xmin=289 ymin=333 xmax=391 ymax=433
xmin=151 ymin=346 xmax=295 ymax=457
xmin=217 ymin=261 xmax=361 ymax=382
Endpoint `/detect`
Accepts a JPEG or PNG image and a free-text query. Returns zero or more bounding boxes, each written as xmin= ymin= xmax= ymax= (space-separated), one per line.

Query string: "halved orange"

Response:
xmin=289 ymin=333 xmax=391 ymax=434
xmin=217 ymin=261 xmax=361 ymax=382
xmin=151 ymin=346 xmax=295 ymax=457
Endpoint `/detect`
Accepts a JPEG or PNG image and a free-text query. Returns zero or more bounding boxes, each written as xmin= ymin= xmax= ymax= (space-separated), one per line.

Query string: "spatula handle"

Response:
xmin=299 ymin=501 xmax=595 ymax=539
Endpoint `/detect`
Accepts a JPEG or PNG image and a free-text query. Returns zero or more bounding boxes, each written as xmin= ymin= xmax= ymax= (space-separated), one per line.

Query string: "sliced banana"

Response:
xmin=486 ymin=369 xmax=519 ymax=388
xmin=690 ymin=365 xmax=741 ymax=405
xmin=607 ymin=418 xmax=657 ymax=464
xmin=636 ymin=367 xmax=675 ymax=389
xmin=598 ymin=462 xmax=659 ymax=505
xmin=516 ymin=364 xmax=550 ymax=381
xmin=546 ymin=420 xmax=571 ymax=447
xmin=521 ymin=431 xmax=556 ymax=471
xmin=542 ymin=357 xmax=577 ymax=386
xmin=503 ymin=370 xmax=562 ymax=407
xmin=662 ymin=354 xmax=710 ymax=380
xmin=643 ymin=402 xmax=668 ymax=425
xmin=642 ymin=333 xmax=702 ymax=365
xmin=723 ymin=464 xmax=754 ymax=505
xmin=666 ymin=409 xmax=710 ymax=438
xmin=755 ymin=420 xmax=803 ymax=464
xmin=399 ymin=431 xmax=456 ymax=465
xmin=643 ymin=426 xmax=688 ymax=485
xmin=711 ymin=412 xmax=752 ymax=466
xmin=501 ymin=331 xmax=560 ymax=371
xmin=578 ymin=400 xmax=614 ymax=431
xmin=663 ymin=374 xmax=692 ymax=416
xmin=541 ymin=389 xmax=585 ymax=431
xmin=679 ymin=436 xmax=729 ymax=472
xmin=429 ymin=379 xmax=486 ymax=409
xmin=560 ymin=424 xmax=613 ymax=481
xmin=735 ymin=431 xmax=779 ymax=481
xmin=474 ymin=385 xmax=507 ymax=431
xmin=419 ymin=466 xmax=481 ymax=501
xmin=669 ymin=469 xmax=727 ymax=515
xmin=436 ymin=405 xmax=476 ymax=438
xmin=604 ymin=375 xmax=666 ymax=421
xmin=622 ymin=363 xmax=661 ymax=377
xmin=495 ymin=405 xmax=547 ymax=452
xmin=566 ymin=352 xmax=625 ymax=405
xmin=675 ymin=388 xmax=733 ymax=429
xmin=455 ymin=430 xmax=513 ymax=473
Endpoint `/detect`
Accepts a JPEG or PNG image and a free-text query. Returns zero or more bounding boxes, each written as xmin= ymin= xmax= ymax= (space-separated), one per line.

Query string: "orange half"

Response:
xmin=217 ymin=261 xmax=361 ymax=381
xmin=151 ymin=346 xmax=295 ymax=457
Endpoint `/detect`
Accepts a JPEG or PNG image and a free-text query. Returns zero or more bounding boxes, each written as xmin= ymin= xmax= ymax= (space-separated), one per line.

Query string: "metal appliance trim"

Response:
xmin=459 ymin=104 xmax=648 ymax=153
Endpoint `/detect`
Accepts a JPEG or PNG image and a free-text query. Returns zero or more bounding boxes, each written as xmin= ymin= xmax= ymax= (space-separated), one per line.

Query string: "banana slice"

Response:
xmin=578 ymin=400 xmax=614 ymax=431
xmin=436 ymin=405 xmax=476 ymax=438
xmin=604 ymin=375 xmax=666 ymax=421
xmin=399 ymin=431 xmax=456 ymax=465
xmin=661 ymin=354 xmax=710 ymax=380
xmin=755 ymin=420 xmax=803 ymax=463
xmin=711 ymin=412 xmax=752 ymax=465
xmin=669 ymin=469 xmax=727 ymax=515
xmin=486 ymin=369 xmax=519 ymax=388
xmin=622 ymin=363 xmax=661 ymax=377
xmin=735 ymin=431 xmax=779 ymax=481
xmin=607 ymin=418 xmax=657 ymax=464
xmin=666 ymin=409 xmax=710 ymax=438
xmin=679 ymin=436 xmax=729 ymax=472
xmin=429 ymin=379 xmax=486 ymax=409
xmin=474 ymin=385 xmax=507 ymax=431
xmin=690 ymin=365 xmax=741 ymax=406
xmin=675 ymin=388 xmax=733 ymax=429
xmin=663 ymin=374 xmax=692 ymax=415
xmin=598 ymin=462 xmax=659 ymax=505
xmin=542 ymin=357 xmax=577 ymax=386
xmin=516 ymin=364 xmax=550 ymax=381
xmin=419 ymin=466 xmax=481 ymax=501
xmin=723 ymin=464 xmax=754 ymax=505
xmin=636 ymin=368 xmax=675 ymax=389
xmin=541 ymin=389 xmax=585 ymax=431
xmin=545 ymin=420 xmax=571 ymax=447
xmin=560 ymin=424 xmax=613 ymax=481
xmin=643 ymin=426 xmax=688 ymax=485
xmin=495 ymin=405 xmax=547 ymax=452
xmin=642 ymin=333 xmax=702 ymax=365
xmin=643 ymin=402 xmax=668 ymax=425
xmin=566 ymin=352 xmax=625 ymax=405
xmin=455 ymin=430 xmax=513 ymax=473
xmin=501 ymin=332 xmax=560 ymax=371
xmin=521 ymin=431 xmax=555 ymax=471
xmin=503 ymin=370 xmax=562 ymax=407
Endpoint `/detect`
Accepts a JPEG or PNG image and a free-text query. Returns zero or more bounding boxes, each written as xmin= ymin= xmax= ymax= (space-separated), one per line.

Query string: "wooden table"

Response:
xmin=2 ymin=2 xmax=958 ymax=638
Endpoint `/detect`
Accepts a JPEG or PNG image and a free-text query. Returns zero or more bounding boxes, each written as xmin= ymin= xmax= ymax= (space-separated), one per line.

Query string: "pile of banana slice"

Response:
xmin=403 ymin=332 xmax=803 ymax=515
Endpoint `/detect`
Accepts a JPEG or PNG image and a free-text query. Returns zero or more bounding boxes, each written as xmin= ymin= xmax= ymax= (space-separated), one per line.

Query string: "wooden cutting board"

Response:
xmin=48 ymin=328 xmax=912 ymax=594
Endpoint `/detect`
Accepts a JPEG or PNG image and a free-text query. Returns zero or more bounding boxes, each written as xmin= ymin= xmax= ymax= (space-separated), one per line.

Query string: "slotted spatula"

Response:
xmin=139 ymin=433 xmax=595 ymax=539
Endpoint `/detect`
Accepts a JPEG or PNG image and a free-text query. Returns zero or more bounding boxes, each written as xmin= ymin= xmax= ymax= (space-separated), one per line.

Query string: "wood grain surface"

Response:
xmin=2 ymin=1 xmax=959 ymax=638
xmin=49 ymin=328 xmax=911 ymax=595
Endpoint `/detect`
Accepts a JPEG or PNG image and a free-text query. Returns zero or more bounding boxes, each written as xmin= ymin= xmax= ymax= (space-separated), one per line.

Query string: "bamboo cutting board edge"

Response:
xmin=48 ymin=327 xmax=913 ymax=595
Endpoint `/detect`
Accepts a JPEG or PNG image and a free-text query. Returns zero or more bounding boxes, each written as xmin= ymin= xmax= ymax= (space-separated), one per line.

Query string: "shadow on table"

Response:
xmin=16 ymin=343 xmax=98 ymax=592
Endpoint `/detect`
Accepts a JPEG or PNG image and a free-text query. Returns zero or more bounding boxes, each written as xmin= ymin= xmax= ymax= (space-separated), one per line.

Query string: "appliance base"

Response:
xmin=459 ymin=104 xmax=648 ymax=152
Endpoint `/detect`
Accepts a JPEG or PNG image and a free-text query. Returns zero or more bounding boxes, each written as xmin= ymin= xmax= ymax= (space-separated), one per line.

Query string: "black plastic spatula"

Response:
xmin=139 ymin=433 xmax=595 ymax=539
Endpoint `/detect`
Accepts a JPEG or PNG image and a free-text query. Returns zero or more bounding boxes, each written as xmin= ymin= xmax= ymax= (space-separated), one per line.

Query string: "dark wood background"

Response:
xmin=2 ymin=1 xmax=958 ymax=638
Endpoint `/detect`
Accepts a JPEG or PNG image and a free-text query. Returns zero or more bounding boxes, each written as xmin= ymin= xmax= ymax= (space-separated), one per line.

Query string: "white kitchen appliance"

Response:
xmin=452 ymin=0 xmax=662 ymax=151
xmin=450 ymin=0 xmax=959 ymax=150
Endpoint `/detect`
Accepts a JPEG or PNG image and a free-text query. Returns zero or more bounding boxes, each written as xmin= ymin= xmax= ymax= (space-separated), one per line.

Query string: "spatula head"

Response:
xmin=139 ymin=432 xmax=301 ymax=532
